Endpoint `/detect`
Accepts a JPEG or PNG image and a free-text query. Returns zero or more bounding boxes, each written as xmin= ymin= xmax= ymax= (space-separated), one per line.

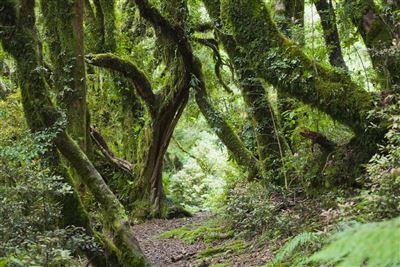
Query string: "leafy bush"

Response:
xmin=222 ymin=182 xmax=277 ymax=237
xmin=343 ymin=94 xmax=400 ymax=221
xmin=0 ymin=104 xmax=99 ymax=266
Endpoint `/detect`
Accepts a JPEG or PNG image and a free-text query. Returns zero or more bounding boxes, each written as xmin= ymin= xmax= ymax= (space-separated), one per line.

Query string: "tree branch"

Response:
xmin=194 ymin=37 xmax=234 ymax=94
xmin=86 ymin=53 xmax=156 ymax=111
xmin=221 ymin=0 xmax=374 ymax=134
xmin=90 ymin=127 xmax=134 ymax=175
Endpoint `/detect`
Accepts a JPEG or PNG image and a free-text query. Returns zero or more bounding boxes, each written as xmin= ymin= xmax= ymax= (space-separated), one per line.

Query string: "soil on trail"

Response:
xmin=131 ymin=212 xmax=272 ymax=267
xmin=132 ymin=212 xmax=208 ymax=267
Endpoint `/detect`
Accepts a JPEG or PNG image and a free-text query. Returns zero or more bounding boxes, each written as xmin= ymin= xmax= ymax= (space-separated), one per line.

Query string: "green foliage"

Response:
xmin=0 ymin=95 xmax=99 ymax=266
xmin=158 ymin=219 xmax=233 ymax=244
xmin=165 ymin=117 xmax=238 ymax=210
xmin=222 ymin=182 xmax=277 ymax=237
xmin=268 ymin=232 xmax=322 ymax=266
xmin=308 ymin=217 xmax=400 ymax=266
xmin=361 ymin=95 xmax=400 ymax=219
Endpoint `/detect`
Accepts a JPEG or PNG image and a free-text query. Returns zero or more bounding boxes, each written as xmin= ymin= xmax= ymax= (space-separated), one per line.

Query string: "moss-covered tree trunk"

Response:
xmin=41 ymin=0 xmax=90 ymax=152
xmin=220 ymin=0 xmax=374 ymax=135
xmin=0 ymin=1 xmax=148 ymax=265
xmin=203 ymin=0 xmax=282 ymax=179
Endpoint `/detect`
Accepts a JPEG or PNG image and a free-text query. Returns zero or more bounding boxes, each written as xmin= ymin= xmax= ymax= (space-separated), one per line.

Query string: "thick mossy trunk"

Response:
xmin=0 ymin=1 xmax=148 ymax=265
xmin=41 ymin=0 xmax=90 ymax=152
xmin=220 ymin=0 xmax=374 ymax=135
xmin=203 ymin=0 xmax=283 ymax=179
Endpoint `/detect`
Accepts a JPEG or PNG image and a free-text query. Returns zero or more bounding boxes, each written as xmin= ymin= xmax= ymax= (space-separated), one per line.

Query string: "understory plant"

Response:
xmin=0 ymin=128 xmax=99 ymax=266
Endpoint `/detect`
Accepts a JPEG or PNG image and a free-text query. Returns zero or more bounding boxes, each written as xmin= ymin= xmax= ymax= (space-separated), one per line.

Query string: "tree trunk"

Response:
xmin=314 ymin=0 xmax=347 ymax=69
xmin=41 ymin=0 xmax=90 ymax=152
xmin=345 ymin=0 xmax=400 ymax=90
xmin=0 ymin=1 xmax=149 ymax=265
xmin=220 ymin=0 xmax=374 ymax=135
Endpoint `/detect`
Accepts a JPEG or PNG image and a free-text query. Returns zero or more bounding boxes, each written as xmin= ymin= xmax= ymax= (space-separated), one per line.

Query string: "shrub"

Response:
xmin=0 ymin=128 xmax=99 ymax=266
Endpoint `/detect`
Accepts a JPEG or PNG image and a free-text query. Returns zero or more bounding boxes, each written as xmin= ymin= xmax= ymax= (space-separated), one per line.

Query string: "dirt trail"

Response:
xmin=131 ymin=212 xmax=272 ymax=267
xmin=132 ymin=213 xmax=209 ymax=267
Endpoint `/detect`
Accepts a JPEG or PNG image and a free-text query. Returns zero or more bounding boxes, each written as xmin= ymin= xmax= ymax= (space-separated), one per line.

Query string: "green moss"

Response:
xmin=157 ymin=219 xmax=233 ymax=244
xmin=220 ymin=0 xmax=374 ymax=135
xmin=197 ymin=240 xmax=247 ymax=259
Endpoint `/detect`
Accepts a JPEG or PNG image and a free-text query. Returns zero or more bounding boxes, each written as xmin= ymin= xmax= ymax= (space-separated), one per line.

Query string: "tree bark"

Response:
xmin=314 ymin=0 xmax=347 ymax=69
xmin=220 ymin=0 xmax=374 ymax=135
xmin=41 ymin=0 xmax=89 ymax=152
xmin=345 ymin=0 xmax=400 ymax=89
xmin=0 ymin=1 xmax=149 ymax=265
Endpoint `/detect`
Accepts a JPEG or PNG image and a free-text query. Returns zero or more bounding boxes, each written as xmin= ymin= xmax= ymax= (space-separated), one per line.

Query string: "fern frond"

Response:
xmin=308 ymin=217 xmax=400 ymax=267
xmin=270 ymin=232 xmax=321 ymax=265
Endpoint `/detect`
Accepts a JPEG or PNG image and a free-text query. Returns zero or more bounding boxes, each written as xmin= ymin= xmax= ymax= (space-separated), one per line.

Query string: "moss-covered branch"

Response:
xmin=193 ymin=64 xmax=259 ymax=177
xmin=86 ymin=53 xmax=156 ymax=112
xmin=221 ymin=0 xmax=374 ymax=134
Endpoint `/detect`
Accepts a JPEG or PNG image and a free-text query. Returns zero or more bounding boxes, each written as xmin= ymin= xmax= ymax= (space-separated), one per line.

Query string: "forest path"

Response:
xmin=132 ymin=212 xmax=209 ymax=267
xmin=132 ymin=212 xmax=272 ymax=266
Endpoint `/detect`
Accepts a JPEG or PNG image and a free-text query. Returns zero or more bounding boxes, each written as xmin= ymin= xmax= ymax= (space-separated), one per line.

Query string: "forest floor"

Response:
xmin=132 ymin=212 xmax=272 ymax=267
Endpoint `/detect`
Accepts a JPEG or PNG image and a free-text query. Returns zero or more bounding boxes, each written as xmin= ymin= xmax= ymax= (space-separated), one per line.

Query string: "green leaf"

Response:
xmin=0 ymin=258 xmax=7 ymax=267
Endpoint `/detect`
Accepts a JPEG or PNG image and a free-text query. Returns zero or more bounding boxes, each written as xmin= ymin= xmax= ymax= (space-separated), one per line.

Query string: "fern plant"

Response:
xmin=267 ymin=232 xmax=322 ymax=266
xmin=308 ymin=217 xmax=400 ymax=267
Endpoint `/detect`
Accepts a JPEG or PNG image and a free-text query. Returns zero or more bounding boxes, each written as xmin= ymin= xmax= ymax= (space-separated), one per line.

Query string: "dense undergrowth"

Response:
xmin=1 ymin=0 xmax=399 ymax=266
xmin=158 ymin=95 xmax=400 ymax=266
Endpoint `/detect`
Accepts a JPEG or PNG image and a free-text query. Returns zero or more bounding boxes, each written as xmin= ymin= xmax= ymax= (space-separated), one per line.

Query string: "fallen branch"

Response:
xmin=90 ymin=127 xmax=134 ymax=174
xmin=300 ymin=129 xmax=336 ymax=152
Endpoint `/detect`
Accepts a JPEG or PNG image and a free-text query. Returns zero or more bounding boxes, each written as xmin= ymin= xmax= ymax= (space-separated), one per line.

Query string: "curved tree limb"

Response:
xmin=90 ymin=127 xmax=134 ymax=174
xmin=194 ymin=37 xmax=234 ymax=94
xmin=86 ymin=53 xmax=156 ymax=113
